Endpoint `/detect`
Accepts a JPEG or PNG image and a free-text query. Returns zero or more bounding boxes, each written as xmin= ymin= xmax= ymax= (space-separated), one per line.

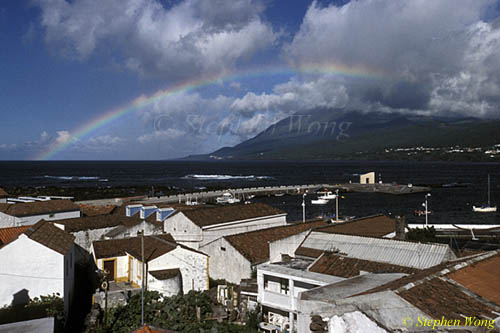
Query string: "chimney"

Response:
xmin=395 ymin=215 xmax=406 ymax=240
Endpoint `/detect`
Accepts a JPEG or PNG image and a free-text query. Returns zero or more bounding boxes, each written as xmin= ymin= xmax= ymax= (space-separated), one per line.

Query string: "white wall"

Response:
xmin=67 ymin=227 xmax=115 ymax=252
xmin=200 ymin=215 xmax=287 ymax=246
xmin=163 ymin=213 xmax=202 ymax=245
xmin=0 ymin=235 xmax=64 ymax=307
xmin=269 ymin=230 xmax=311 ymax=263
xmin=148 ymin=273 xmax=182 ymax=297
xmin=111 ymin=221 xmax=162 ymax=239
xmin=200 ymin=237 xmax=252 ymax=284
xmin=0 ymin=210 xmax=80 ymax=228
xmin=149 ymin=247 xmax=208 ymax=293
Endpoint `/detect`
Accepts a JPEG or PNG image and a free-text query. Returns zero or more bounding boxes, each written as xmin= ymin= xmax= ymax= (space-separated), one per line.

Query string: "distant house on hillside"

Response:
xmin=0 ymin=221 xmax=76 ymax=318
xmin=201 ymin=220 xmax=328 ymax=284
xmin=0 ymin=200 xmax=80 ymax=228
xmin=163 ymin=203 xmax=287 ymax=249
xmin=91 ymin=234 xmax=208 ymax=296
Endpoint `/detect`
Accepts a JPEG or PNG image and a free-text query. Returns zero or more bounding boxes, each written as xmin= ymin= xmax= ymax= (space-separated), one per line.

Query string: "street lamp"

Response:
xmin=302 ymin=192 xmax=306 ymax=222
xmin=425 ymin=193 xmax=431 ymax=226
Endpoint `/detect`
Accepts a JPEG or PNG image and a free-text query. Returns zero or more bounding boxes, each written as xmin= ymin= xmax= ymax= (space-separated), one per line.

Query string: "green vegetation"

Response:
xmin=98 ymin=290 xmax=258 ymax=332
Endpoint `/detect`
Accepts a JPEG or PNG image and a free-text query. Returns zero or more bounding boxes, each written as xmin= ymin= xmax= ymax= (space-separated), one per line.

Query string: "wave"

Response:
xmin=42 ymin=175 xmax=102 ymax=181
xmin=182 ymin=174 xmax=272 ymax=181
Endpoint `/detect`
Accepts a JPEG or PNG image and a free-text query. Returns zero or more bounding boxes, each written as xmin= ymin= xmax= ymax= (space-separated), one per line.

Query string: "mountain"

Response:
xmin=184 ymin=109 xmax=500 ymax=161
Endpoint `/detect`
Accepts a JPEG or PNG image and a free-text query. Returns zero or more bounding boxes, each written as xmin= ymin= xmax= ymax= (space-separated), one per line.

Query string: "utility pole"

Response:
xmin=140 ymin=230 xmax=145 ymax=326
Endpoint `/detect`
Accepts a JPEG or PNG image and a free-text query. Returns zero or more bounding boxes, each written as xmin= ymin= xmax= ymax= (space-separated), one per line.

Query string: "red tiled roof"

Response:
xmin=226 ymin=220 xmax=328 ymax=264
xmin=79 ymin=204 xmax=117 ymax=216
xmin=313 ymin=214 xmax=396 ymax=238
xmin=447 ymin=252 xmax=500 ymax=305
xmin=0 ymin=225 xmax=30 ymax=247
xmin=295 ymin=246 xmax=324 ymax=259
xmin=309 ymin=252 xmax=420 ymax=278
xmin=93 ymin=234 xmax=177 ymax=261
xmin=0 ymin=200 xmax=80 ymax=217
xmin=399 ymin=277 xmax=498 ymax=320
xmin=180 ymin=203 xmax=285 ymax=228
xmin=24 ymin=220 xmax=75 ymax=255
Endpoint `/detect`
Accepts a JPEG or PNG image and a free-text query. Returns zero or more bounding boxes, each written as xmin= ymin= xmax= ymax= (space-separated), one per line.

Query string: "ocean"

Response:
xmin=0 ymin=160 xmax=499 ymax=224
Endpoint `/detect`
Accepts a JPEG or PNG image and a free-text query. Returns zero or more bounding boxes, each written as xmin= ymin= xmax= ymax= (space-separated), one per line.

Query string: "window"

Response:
xmin=49 ymin=213 xmax=55 ymax=218
xmin=220 ymin=247 xmax=226 ymax=251
xmin=280 ymin=278 xmax=289 ymax=295
xmin=264 ymin=276 xmax=269 ymax=290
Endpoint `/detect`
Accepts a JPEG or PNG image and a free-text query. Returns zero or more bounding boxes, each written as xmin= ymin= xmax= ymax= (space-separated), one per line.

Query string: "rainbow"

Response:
xmin=35 ymin=63 xmax=389 ymax=160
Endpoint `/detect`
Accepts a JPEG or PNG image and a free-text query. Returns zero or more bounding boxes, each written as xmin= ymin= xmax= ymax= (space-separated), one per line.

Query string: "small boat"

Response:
xmin=216 ymin=192 xmax=240 ymax=204
xmin=311 ymin=198 xmax=329 ymax=205
xmin=473 ymin=175 xmax=497 ymax=213
xmin=319 ymin=191 xmax=336 ymax=200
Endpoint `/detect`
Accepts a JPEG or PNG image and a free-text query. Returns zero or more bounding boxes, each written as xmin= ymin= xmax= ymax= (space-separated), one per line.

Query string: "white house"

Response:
xmin=54 ymin=214 xmax=162 ymax=252
xmin=360 ymin=172 xmax=375 ymax=184
xmin=91 ymin=234 xmax=209 ymax=296
xmin=0 ymin=200 xmax=80 ymax=228
xmin=0 ymin=220 xmax=76 ymax=318
xmin=164 ymin=203 xmax=287 ymax=249
xmin=200 ymin=220 xmax=327 ymax=284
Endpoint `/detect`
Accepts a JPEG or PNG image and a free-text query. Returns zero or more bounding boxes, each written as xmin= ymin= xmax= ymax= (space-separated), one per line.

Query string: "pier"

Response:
xmin=77 ymin=183 xmax=431 ymax=206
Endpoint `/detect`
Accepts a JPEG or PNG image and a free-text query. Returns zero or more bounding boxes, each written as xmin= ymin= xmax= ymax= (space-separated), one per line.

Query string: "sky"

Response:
xmin=1 ymin=0 xmax=500 ymax=160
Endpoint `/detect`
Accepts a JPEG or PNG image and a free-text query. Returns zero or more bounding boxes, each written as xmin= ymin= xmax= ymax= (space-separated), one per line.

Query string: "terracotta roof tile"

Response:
xmin=24 ymin=220 xmax=75 ymax=255
xmin=399 ymin=277 xmax=498 ymax=320
xmin=79 ymin=204 xmax=117 ymax=217
xmin=1 ymin=200 xmax=80 ymax=217
xmin=447 ymin=252 xmax=500 ymax=305
xmin=309 ymin=252 xmax=420 ymax=278
xmin=0 ymin=225 xmax=30 ymax=247
xmin=314 ymin=214 xmax=396 ymax=238
xmin=0 ymin=188 xmax=8 ymax=197
xmin=149 ymin=268 xmax=180 ymax=280
xmin=93 ymin=234 xmax=177 ymax=261
xmin=225 ymin=220 xmax=327 ymax=264
xmin=181 ymin=203 xmax=285 ymax=228
xmin=295 ymin=246 xmax=325 ymax=259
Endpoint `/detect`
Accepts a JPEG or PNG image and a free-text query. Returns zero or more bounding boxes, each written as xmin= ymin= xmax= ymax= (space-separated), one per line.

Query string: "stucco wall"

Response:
xmin=148 ymin=273 xmax=182 ymax=297
xmin=269 ymin=230 xmax=311 ymax=263
xmin=200 ymin=237 xmax=252 ymax=284
xmin=111 ymin=221 xmax=162 ymax=239
xmin=163 ymin=213 xmax=202 ymax=244
xmin=0 ymin=212 xmax=18 ymax=228
xmin=148 ymin=247 xmax=208 ymax=293
xmin=0 ymin=235 xmax=64 ymax=307
xmin=70 ymin=227 xmax=115 ymax=252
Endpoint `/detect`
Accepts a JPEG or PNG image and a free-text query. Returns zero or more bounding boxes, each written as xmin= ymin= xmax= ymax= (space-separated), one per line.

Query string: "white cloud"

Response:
xmin=55 ymin=130 xmax=72 ymax=144
xmin=282 ymin=0 xmax=500 ymax=117
xmin=88 ymin=135 xmax=123 ymax=146
xmin=36 ymin=0 xmax=277 ymax=78
xmin=137 ymin=128 xmax=185 ymax=144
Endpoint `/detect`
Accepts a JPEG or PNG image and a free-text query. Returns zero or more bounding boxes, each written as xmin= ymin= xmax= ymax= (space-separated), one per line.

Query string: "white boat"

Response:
xmin=216 ymin=192 xmax=240 ymax=204
xmin=473 ymin=175 xmax=497 ymax=213
xmin=319 ymin=191 xmax=336 ymax=200
xmin=311 ymin=198 xmax=329 ymax=205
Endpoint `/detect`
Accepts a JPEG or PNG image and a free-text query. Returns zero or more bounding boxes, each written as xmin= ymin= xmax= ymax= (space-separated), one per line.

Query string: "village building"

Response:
xmin=91 ymin=234 xmax=209 ymax=298
xmin=0 ymin=200 xmax=80 ymax=228
xmin=0 ymin=221 xmax=76 ymax=318
xmin=295 ymin=250 xmax=500 ymax=332
xmin=200 ymin=220 xmax=328 ymax=284
xmin=54 ymin=214 xmax=163 ymax=252
xmin=163 ymin=203 xmax=287 ymax=249
xmin=0 ymin=225 xmax=30 ymax=248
